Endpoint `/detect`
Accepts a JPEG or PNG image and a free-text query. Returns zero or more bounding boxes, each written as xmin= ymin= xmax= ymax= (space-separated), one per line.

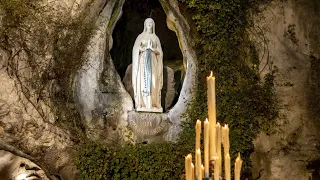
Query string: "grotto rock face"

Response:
xmin=0 ymin=49 xmax=76 ymax=179
xmin=252 ymin=0 xmax=320 ymax=179
xmin=0 ymin=0 xmax=125 ymax=179
xmin=74 ymin=0 xmax=133 ymax=143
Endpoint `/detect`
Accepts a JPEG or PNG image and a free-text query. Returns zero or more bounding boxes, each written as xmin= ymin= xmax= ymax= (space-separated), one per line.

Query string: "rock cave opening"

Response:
xmin=110 ymin=0 xmax=185 ymax=111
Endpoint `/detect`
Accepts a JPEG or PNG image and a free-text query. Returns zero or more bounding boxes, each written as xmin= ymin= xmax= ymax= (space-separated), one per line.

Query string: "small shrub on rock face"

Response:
xmin=76 ymin=141 xmax=192 ymax=180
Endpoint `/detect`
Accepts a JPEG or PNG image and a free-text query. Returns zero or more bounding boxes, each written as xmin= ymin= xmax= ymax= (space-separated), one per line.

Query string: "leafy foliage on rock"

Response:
xmin=180 ymin=0 xmax=279 ymax=177
xmin=76 ymin=141 xmax=192 ymax=180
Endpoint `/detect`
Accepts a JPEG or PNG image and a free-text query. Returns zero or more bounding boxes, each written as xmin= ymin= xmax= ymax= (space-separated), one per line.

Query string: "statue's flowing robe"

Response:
xmin=132 ymin=33 xmax=163 ymax=109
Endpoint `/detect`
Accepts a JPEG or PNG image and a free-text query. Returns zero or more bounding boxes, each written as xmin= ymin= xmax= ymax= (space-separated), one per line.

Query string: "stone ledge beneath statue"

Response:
xmin=128 ymin=111 xmax=170 ymax=143
xmin=136 ymin=107 xmax=163 ymax=113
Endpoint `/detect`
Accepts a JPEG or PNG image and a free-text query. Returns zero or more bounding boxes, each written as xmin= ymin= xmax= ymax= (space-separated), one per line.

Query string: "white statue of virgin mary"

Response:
xmin=132 ymin=18 xmax=163 ymax=113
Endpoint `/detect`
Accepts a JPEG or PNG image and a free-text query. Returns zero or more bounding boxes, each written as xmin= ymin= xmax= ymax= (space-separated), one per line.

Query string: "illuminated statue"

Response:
xmin=132 ymin=18 xmax=163 ymax=112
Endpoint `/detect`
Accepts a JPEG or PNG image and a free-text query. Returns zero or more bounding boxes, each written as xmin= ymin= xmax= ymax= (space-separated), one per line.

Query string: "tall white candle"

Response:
xmin=195 ymin=120 xmax=201 ymax=178
xmin=223 ymin=124 xmax=230 ymax=156
xmin=207 ymin=72 xmax=217 ymax=160
xmin=201 ymin=164 xmax=204 ymax=178
xmin=210 ymin=122 xmax=216 ymax=160
xmin=196 ymin=149 xmax=202 ymax=180
xmin=196 ymin=120 xmax=201 ymax=150
xmin=191 ymin=163 xmax=195 ymax=180
xmin=225 ymin=153 xmax=231 ymax=180
xmin=185 ymin=155 xmax=189 ymax=180
xmin=185 ymin=154 xmax=192 ymax=180
xmin=216 ymin=123 xmax=222 ymax=172
xmin=207 ymin=72 xmax=216 ymax=125
xmin=214 ymin=156 xmax=219 ymax=180
xmin=235 ymin=153 xmax=243 ymax=180
xmin=204 ymin=119 xmax=209 ymax=177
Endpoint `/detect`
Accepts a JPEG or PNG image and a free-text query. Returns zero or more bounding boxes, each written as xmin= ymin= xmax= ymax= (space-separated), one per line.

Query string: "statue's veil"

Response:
xmin=143 ymin=18 xmax=155 ymax=34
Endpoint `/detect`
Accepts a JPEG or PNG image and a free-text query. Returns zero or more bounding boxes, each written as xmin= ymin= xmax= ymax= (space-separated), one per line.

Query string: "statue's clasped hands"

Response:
xmin=139 ymin=39 xmax=159 ymax=54
xmin=147 ymin=39 xmax=160 ymax=55
xmin=146 ymin=39 xmax=154 ymax=51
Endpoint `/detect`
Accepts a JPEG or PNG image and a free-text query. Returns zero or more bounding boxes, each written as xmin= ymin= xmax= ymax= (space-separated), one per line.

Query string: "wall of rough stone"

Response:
xmin=251 ymin=0 xmax=320 ymax=179
xmin=0 ymin=0 xmax=111 ymax=179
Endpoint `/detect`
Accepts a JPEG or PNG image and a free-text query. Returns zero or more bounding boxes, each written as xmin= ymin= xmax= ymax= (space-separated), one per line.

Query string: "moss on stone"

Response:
xmin=107 ymin=0 xmax=124 ymax=30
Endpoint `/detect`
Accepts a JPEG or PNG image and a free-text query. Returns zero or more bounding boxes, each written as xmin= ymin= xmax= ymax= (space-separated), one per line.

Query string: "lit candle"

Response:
xmin=191 ymin=163 xmax=195 ymax=180
xmin=204 ymin=119 xmax=209 ymax=177
xmin=196 ymin=120 xmax=201 ymax=150
xmin=196 ymin=149 xmax=202 ymax=180
xmin=225 ymin=153 xmax=231 ymax=180
xmin=201 ymin=164 xmax=204 ymax=178
xmin=213 ymin=156 xmax=219 ymax=180
xmin=216 ymin=123 xmax=222 ymax=171
xmin=235 ymin=153 xmax=243 ymax=180
xmin=185 ymin=155 xmax=189 ymax=180
xmin=222 ymin=124 xmax=230 ymax=156
xmin=207 ymin=71 xmax=216 ymax=125
xmin=195 ymin=120 xmax=201 ymax=177
xmin=207 ymin=72 xmax=217 ymax=160
xmin=185 ymin=154 xmax=192 ymax=180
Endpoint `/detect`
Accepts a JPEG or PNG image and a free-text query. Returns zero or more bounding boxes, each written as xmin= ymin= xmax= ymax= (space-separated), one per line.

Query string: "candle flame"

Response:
xmin=236 ymin=153 xmax=242 ymax=161
xmin=205 ymin=118 xmax=208 ymax=123
xmin=224 ymin=124 xmax=228 ymax=128
xmin=216 ymin=122 xmax=220 ymax=126
xmin=191 ymin=163 xmax=194 ymax=168
xmin=210 ymin=71 xmax=213 ymax=77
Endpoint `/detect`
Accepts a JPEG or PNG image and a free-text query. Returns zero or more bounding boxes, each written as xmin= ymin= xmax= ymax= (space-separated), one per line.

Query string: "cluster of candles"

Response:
xmin=185 ymin=72 xmax=243 ymax=180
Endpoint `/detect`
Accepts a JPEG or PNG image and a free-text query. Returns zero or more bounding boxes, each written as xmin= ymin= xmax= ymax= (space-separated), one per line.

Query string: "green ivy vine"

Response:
xmin=180 ymin=0 xmax=278 ymax=177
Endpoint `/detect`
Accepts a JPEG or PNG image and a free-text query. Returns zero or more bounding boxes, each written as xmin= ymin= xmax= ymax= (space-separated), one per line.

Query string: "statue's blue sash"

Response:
xmin=143 ymin=49 xmax=152 ymax=96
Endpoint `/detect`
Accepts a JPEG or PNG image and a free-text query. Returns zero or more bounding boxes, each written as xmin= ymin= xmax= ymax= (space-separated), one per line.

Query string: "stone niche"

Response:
xmin=74 ymin=0 xmax=197 ymax=143
xmin=108 ymin=0 xmax=190 ymax=143
xmin=110 ymin=0 xmax=185 ymax=111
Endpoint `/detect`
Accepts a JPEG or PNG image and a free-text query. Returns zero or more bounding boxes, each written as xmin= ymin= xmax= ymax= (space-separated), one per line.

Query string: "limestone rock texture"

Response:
xmin=0 ymin=48 xmax=76 ymax=180
xmin=0 ymin=150 xmax=49 ymax=180
xmin=0 ymin=0 xmax=123 ymax=179
xmin=251 ymin=0 xmax=320 ymax=179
